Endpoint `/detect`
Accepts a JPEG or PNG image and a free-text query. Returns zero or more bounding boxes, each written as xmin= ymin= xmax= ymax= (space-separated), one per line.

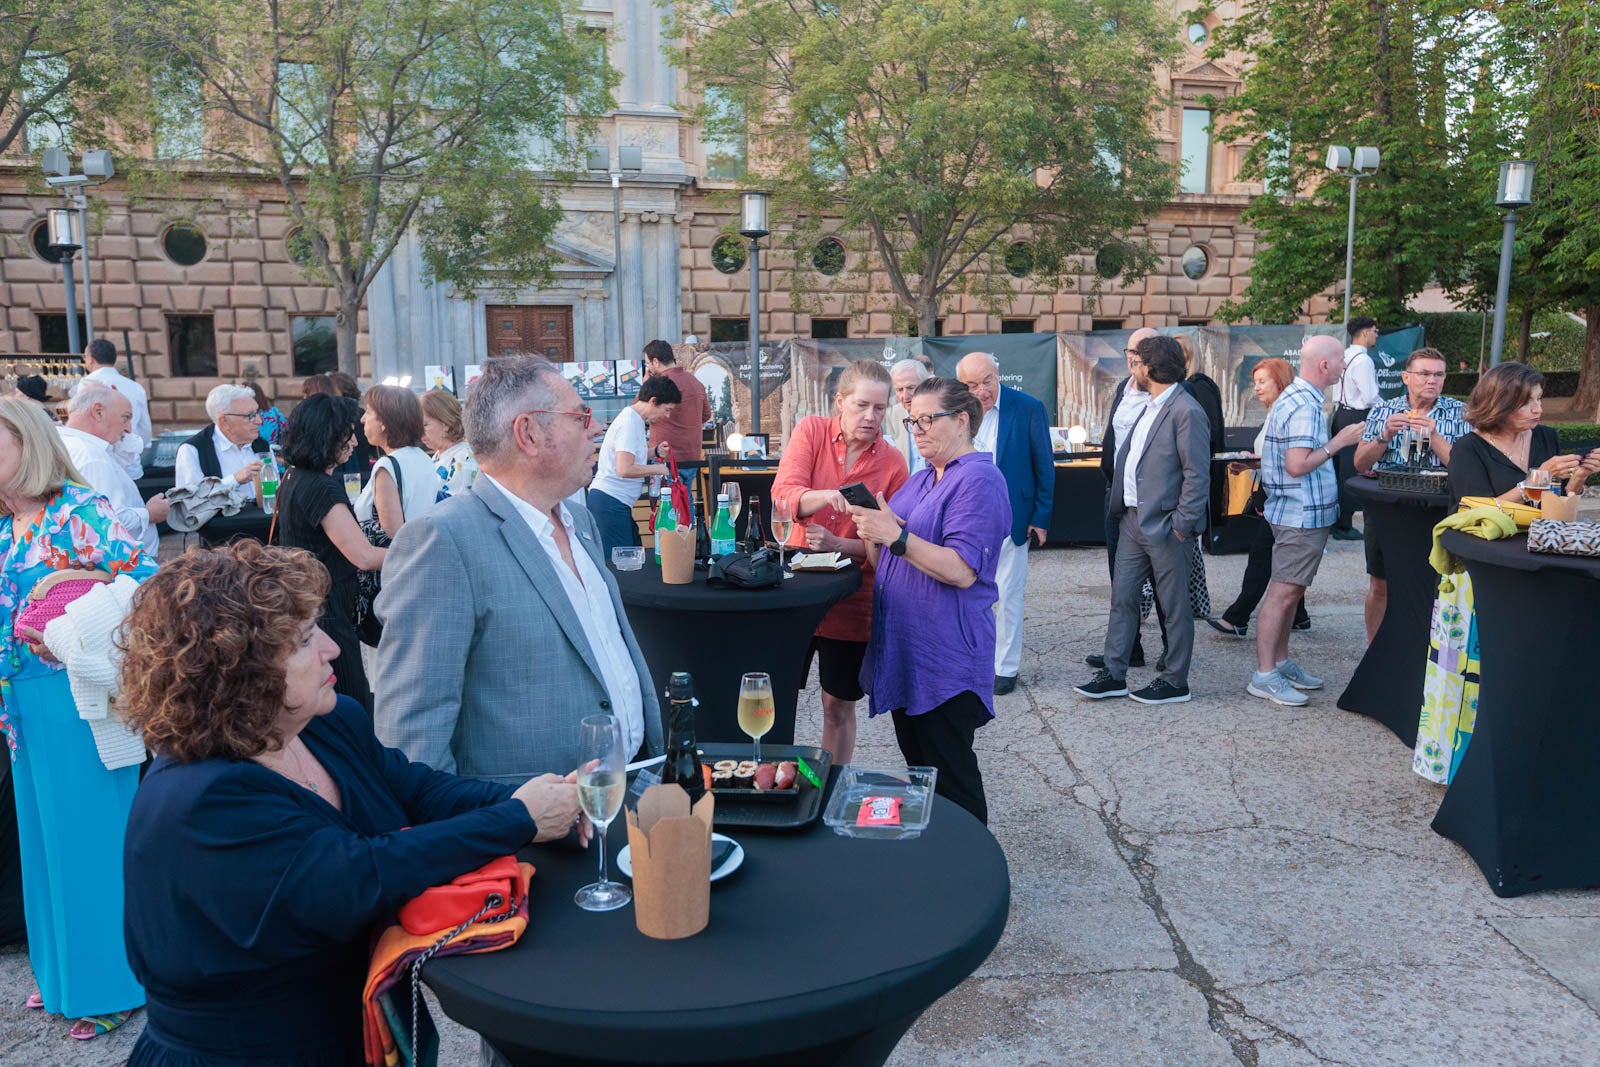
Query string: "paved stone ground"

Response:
xmin=3 ymin=527 xmax=1599 ymax=1065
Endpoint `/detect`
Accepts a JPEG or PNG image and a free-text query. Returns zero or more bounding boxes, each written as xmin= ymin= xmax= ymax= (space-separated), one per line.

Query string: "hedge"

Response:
xmin=1413 ymin=311 xmax=1587 ymax=372
xmin=1442 ymin=370 xmax=1580 ymax=398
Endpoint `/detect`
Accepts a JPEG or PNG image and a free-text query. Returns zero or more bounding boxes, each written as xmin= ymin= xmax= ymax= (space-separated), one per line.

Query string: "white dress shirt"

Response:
xmin=973 ymin=389 xmax=1002 ymax=455
xmin=1337 ymin=344 xmax=1380 ymax=408
xmin=1111 ymin=378 xmax=1151 ymax=447
xmin=57 ymin=426 xmax=158 ymax=556
xmin=1122 ymin=383 xmax=1177 ymax=509
xmin=173 ymin=426 xmax=258 ymax=497
xmin=481 ymin=473 xmax=646 ymax=759
xmin=80 ymin=366 xmax=151 ymax=478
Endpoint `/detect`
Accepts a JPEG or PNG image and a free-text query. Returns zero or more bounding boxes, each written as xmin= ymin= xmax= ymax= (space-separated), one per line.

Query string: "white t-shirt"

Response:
xmin=590 ymin=406 xmax=651 ymax=507
xmin=355 ymin=446 xmax=442 ymax=527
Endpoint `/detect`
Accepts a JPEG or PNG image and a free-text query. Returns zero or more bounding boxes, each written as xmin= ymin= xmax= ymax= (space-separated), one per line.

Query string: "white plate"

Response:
xmin=616 ymin=832 xmax=744 ymax=882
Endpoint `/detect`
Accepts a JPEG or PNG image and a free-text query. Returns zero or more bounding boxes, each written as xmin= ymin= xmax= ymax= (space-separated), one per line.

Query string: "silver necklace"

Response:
xmin=260 ymin=738 xmax=319 ymax=794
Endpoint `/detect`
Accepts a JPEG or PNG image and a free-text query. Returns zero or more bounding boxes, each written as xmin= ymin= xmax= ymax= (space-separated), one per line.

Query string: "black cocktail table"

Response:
xmin=610 ymin=563 xmax=860 ymax=745
xmin=1336 ymin=478 xmax=1451 ymax=746
xmin=1431 ymin=530 xmax=1600 ymax=897
xmin=424 ymin=787 xmax=1010 ymax=1066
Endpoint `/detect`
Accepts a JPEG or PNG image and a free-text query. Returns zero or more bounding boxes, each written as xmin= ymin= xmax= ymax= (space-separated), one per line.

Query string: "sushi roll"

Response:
xmin=713 ymin=760 xmax=738 ymax=777
xmin=733 ymin=761 xmax=757 ymax=789
xmin=711 ymin=768 xmax=734 ymax=790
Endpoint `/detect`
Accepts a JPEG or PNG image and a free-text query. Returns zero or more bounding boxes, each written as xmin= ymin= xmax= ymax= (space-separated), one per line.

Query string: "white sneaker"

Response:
xmin=1247 ymin=670 xmax=1308 ymax=707
xmin=1276 ymin=659 xmax=1324 ymax=691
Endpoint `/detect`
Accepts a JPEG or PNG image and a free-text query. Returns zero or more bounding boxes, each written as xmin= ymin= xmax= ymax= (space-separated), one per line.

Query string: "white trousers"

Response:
xmin=993 ymin=535 xmax=1029 ymax=676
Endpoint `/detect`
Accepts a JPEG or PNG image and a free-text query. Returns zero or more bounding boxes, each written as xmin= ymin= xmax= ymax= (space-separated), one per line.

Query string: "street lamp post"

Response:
xmin=1325 ymin=145 xmax=1380 ymax=329
xmin=45 ymin=208 xmax=83 ymax=354
xmin=739 ymin=191 xmax=770 ymax=434
xmin=1489 ymin=160 xmax=1535 ymax=368
xmin=42 ymin=148 xmax=114 ymax=347
xmin=587 ymin=144 xmax=642 ymax=358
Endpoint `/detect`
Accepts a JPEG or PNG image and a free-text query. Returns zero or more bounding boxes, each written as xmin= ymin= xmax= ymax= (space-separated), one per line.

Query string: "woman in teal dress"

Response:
xmin=0 ymin=395 xmax=155 ymax=1040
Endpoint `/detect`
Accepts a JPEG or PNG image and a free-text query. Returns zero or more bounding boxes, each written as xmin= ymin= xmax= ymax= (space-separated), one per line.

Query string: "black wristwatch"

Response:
xmin=889 ymin=529 xmax=910 ymax=557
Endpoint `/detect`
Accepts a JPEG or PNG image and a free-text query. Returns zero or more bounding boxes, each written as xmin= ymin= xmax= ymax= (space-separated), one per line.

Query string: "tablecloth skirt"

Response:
xmin=8 ymin=670 xmax=144 ymax=1017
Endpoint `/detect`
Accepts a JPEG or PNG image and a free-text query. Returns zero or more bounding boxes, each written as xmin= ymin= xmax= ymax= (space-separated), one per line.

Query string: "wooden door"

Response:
xmin=485 ymin=305 xmax=573 ymax=362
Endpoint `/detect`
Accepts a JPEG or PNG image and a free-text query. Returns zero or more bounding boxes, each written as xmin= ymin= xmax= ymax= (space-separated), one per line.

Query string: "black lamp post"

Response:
xmin=1488 ymin=160 xmax=1535 ymax=368
xmin=739 ymin=191 xmax=770 ymax=433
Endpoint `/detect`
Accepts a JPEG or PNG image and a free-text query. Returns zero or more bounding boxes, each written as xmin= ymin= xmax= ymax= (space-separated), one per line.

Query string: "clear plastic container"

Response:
xmin=611 ymin=546 xmax=645 ymax=571
xmin=822 ymin=766 xmax=938 ymax=839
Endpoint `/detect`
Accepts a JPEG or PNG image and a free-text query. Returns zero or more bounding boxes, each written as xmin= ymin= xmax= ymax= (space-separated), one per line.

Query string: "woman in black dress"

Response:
xmin=1448 ymin=363 xmax=1598 ymax=508
xmin=275 ymin=395 xmax=386 ymax=710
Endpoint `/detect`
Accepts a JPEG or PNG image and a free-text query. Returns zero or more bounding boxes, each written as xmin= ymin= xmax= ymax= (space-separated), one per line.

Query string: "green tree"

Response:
xmin=1207 ymin=0 xmax=1506 ymax=325
xmin=675 ymin=0 xmax=1181 ymax=338
xmin=134 ymin=0 xmax=613 ymax=374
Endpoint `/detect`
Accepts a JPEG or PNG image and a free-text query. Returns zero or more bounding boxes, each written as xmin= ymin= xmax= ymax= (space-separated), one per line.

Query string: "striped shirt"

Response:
xmin=1360 ymin=395 xmax=1471 ymax=468
xmin=1262 ymin=377 xmax=1338 ymax=529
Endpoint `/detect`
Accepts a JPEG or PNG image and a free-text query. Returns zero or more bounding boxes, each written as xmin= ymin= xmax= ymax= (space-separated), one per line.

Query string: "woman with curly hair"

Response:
xmin=120 ymin=541 xmax=590 ymax=1066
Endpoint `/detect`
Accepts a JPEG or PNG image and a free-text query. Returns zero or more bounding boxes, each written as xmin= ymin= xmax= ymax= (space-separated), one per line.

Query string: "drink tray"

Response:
xmin=698 ymin=743 xmax=832 ymax=830
xmin=1375 ymin=463 xmax=1449 ymax=495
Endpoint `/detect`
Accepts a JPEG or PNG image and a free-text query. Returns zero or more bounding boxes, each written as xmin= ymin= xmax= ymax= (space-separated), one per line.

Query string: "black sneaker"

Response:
xmin=1129 ymin=678 xmax=1192 ymax=705
xmin=1074 ymin=670 xmax=1129 ymax=699
xmin=993 ymin=674 xmax=1018 ymax=695
xmin=1329 ymin=527 xmax=1364 ymax=541
xmin=1291 ymin=616 xmax=1312 ymax=631
xmin=1085 ymin=647 xmax=1145 ymax=670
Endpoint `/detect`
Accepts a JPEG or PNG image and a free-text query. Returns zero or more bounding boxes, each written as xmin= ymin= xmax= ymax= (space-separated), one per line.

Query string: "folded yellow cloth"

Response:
xmin=1431 ymin=507 xmax=1519 ymax=576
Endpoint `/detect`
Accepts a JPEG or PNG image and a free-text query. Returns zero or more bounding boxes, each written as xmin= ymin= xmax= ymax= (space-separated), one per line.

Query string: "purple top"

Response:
xmin=861 ymin=452 xmax=1012 ymax=720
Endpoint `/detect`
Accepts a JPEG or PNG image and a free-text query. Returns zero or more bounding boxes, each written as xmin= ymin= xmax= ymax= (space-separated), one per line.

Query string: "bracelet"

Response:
xmin=1321 ymin=445 xmax=1333 ymax=460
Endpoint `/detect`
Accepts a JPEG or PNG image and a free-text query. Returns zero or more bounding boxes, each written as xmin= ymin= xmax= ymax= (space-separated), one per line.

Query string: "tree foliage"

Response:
xmin=132 ymin=0 xmax=613 ymax=373
xmin=675 ymin=0 xmax=1181 ymax=337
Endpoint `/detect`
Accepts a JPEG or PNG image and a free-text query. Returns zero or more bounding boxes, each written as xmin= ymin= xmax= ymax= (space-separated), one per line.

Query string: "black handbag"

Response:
xmin=356 ymin=458 xmax=405 ymax=643
xmin=707 ymin=549 xmax=783 ymax=590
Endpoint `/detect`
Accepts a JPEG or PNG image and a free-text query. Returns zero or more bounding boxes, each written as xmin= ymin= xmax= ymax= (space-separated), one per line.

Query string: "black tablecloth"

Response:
xmin=424 ymin=782 xmax=1010 ymax=1066
xmin=611 ymin=564 xmax=861 ymax=744
xmin=189 ymin=507 xmax=274 ymax=548
xmin=1431 ymin=530 xmax=1600 ymax=897
xmin=1336 ymin=478 xmax=1452 ymax=746
xmin=1045 ymin=462 xmax=1106 ymax=545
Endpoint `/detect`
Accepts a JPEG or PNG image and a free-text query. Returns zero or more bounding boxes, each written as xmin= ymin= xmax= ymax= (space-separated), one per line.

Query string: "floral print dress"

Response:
xmin=433 ymin=440 xmax=479 ymax=502
xmin=0 ymin=482 xmax=156 ymax=759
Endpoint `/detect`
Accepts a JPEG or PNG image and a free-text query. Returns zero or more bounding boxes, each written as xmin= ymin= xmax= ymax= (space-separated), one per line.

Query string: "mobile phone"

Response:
xmin=839 ymin=482 xmax=879 ymax=509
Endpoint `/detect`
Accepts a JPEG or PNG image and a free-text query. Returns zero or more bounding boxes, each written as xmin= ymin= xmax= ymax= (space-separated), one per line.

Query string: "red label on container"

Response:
xmin=855 ymin=795 xmax=903 ymax=827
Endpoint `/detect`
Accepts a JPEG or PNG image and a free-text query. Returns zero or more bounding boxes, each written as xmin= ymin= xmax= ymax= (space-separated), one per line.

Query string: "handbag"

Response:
xmin=356 ymin=458 xmax=405 ymax=643
xmin=707 ymin=548 xmax=783 ymax=589
xmin=1457 ymin=495 xmax=1541 ymax=527
xmin=1527 ymin=518 xmax=1600 ymax=557
xmin=12 ymin=569 xmax=113 ymax=642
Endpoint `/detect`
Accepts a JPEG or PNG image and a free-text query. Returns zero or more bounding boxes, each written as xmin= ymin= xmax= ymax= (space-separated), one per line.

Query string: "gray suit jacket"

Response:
xmin=373 ymin=477 xmax=663 ymax=783
xmin=1106 ymin=386 xmax=1211 ymax=543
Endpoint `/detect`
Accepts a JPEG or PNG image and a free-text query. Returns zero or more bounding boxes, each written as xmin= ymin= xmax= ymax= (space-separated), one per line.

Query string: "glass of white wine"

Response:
xmin=771 ymin=498 xmax=794 ymax=579
xmin=343 ymin=472 xmax=362 ymax=506
xmin=573 ymin=715 xmax=630 ymax=912
xmin=737 ymin=672 xmax=775 ymax=764
xmin=725 ymin=482 xmax=742 ymax=526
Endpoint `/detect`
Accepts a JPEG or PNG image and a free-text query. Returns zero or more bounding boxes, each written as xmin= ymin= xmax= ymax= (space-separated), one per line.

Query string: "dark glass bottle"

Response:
xmin=659 ymin=671 xmax=706 ymax=804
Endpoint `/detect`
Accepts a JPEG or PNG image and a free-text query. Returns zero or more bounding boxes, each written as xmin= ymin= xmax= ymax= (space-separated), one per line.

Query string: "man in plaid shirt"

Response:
xmin=1248 ymin=335 xmax=1366 ymax=707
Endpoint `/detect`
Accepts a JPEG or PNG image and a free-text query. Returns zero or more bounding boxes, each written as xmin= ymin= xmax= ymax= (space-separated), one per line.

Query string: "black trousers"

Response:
xmin=1330 ymin=405 xmax=1369 ymax=531
xmin=1222 ymin=520 xmax=1309 ymax=628
xmin=1104 ymin=508 xmax=1161 ymax=651
xmin=891 ymin=691 xmax=989 ymax=825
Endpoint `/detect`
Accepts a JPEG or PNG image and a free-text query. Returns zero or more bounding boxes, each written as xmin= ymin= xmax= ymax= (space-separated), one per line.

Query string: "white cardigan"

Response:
xmin=41 ymin=575 xmax=147 ymax=770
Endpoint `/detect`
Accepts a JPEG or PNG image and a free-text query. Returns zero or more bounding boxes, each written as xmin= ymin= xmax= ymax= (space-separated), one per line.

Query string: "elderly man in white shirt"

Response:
xmin=77 ymin=338 xmax=151 ymax=479
xmin=58 ymin=382 xmax=169 ymax=556
xmin=172 ymin=384 xmax=267 ymax=498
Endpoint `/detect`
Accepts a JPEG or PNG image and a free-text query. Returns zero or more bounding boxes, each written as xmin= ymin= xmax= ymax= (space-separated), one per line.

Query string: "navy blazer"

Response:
xmin=989 ymin=385 xmax=1055 ymax=545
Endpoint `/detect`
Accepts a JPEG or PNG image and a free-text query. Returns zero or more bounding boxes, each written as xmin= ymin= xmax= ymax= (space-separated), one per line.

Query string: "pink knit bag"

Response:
xmin=13 ymin=571 xmax=113 ymax=642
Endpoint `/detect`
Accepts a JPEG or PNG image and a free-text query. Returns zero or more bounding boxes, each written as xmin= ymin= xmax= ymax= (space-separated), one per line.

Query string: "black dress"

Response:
xmin=277 ymin=468 xmax=371 ymax=710
xmin=1447 ymin=426 xmax=1561 ymax=508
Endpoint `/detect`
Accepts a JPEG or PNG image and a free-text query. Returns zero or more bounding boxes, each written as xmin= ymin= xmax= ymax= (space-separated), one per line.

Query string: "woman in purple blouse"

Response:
xmin=849 ymin=377 xmax=1011 ymax=824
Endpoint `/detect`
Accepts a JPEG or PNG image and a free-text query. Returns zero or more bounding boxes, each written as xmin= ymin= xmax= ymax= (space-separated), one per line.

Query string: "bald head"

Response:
xmin=956 ymin=352 xmax=1000 ymax=413
xmin=1299 ymin=335 xmax=1348 ymax=390
xmin=1126 ymin=327 xmax=1160 ymax=352
xmin=67 ymin=380 xmax=133 ymax=445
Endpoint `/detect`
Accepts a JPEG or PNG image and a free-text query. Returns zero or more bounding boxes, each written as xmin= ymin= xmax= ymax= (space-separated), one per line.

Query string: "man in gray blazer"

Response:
xmin=1075 ymin=335 xmax=1211 ymax=705
xmin=375 ymin=355 xmax=664 ymax=782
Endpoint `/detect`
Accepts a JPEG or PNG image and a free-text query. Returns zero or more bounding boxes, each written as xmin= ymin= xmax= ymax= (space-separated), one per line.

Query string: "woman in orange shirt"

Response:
xmin=772 ymin=360 xmax=908 ymax=764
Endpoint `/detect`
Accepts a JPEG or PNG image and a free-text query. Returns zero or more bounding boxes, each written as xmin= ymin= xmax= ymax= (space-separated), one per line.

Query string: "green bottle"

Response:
xmin=654 ymin=480 xmax=677 ymax=565
xmin=710 ymin=492 xmax=735 ymax=558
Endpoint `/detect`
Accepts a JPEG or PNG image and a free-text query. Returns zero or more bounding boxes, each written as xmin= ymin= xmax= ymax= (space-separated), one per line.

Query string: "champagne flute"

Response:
xmin=725 ymin=482 xmax=742 ymax=525
xmin=771 ymin=498 xmax=794 ymax=580
xmin=737 ymin=672 xmax=775 ymax=764
xmin=343 ymin=472 xmax=362 ymax=505
xmin=573 ymin=715 xmax=630 ymax=912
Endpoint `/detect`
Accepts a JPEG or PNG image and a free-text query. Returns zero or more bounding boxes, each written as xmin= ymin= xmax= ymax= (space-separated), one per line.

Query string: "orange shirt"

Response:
xmin=772 ymin=416 xmax=909 ymax=642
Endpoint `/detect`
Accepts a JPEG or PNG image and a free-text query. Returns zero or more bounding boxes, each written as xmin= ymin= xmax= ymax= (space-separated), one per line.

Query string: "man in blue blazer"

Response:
xmin=957 ymin=352 xmax=1055 ymax=695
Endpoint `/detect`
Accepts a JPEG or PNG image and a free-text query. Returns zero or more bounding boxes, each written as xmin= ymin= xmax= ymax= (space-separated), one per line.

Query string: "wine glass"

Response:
xmin=573 ymin=715 xmax=630 ymax=912
xmin=343 ymin=472 xmax=362 ymax=505
xmin=771 ymin=498 xmax=794 ymax=580
xmin=1523 ymin=467 xmax=1551 ymax=503
xmin=737 ymin=672 xmax=775 ymax=764
xmin=724 ymin=482 xmax=742 ymax=525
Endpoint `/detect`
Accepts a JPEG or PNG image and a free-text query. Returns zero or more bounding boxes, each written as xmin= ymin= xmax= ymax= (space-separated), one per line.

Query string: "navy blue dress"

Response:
xmin=123 ymin=697 xmax=537 ymax=1066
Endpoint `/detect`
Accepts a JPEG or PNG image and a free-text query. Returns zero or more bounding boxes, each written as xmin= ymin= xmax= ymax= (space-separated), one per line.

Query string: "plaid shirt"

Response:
xmin=1360 ymin=395 xmax=1471 ymax=468
xmin=1262 ymin=377 xmax=1338 ymax=529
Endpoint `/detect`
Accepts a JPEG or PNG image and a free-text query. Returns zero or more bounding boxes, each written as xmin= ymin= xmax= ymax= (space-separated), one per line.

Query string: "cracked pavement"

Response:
xmin=3 ymin=533 xmax=1597 ymax=1064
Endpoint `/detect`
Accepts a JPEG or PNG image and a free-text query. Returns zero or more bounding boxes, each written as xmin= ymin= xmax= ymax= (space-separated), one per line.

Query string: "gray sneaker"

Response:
xmin=1247 ymin=670 xmax=1308 ymax=707
xmin=1276 ymin=659 xmax=1324 ymax=691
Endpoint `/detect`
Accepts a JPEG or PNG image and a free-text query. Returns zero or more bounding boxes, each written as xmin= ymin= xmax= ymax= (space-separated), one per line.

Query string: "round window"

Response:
xmin=1180 ymin=245 xmax=1210 ymax=280
xmin=1188 ymin=23 xmax=1208 ymax=46
xmin=287 ymin=227 xmax=328 ymax=268
xmin=711 ymin=234 xmax=747 ymax=274
xmin=162 ymin=223 xmax=208 ymax=266
xmin=1094 ymin=245 xmax=1125 ymax=279
xmin=29 ymin=221 xmax=66 ymax=264
xmin=1004 ymin=241 xmax=1035 ymax=279
xmin=812 ymin=237 xmax=845 ymax=276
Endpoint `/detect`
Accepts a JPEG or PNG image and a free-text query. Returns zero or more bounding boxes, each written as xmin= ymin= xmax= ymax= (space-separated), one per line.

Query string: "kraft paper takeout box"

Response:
xmin=657 ymin=524 xmax=696 ymax=585
xmin=1540 ymin=493 xmax=1580 ymax=521
xmin=625 ymin=783 xmax=714 ymax=939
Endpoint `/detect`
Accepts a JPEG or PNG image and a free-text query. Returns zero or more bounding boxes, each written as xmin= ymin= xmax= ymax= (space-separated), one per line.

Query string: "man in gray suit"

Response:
xmin=375 ymin=355 xmax=664 ymax=781
xmin=1075 ymin=335 xmax=1211 ymax=705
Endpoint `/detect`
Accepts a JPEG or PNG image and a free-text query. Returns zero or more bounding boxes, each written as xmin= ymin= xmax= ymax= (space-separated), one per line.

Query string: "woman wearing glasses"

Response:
xmin=847 ymin=377 xmax=1010 ymax=824
xmin=772 ymin=360 xmax=907 ymax=765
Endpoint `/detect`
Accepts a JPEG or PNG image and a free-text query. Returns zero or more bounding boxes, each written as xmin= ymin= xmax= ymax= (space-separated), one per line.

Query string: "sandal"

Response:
xmin=1205 ymin=618 xmax=1247 ymax=638
xmin=70 ymin=1010 xmax=136 ymax=1040
xmin=26 ymin=992 xmax=43 ymax=1009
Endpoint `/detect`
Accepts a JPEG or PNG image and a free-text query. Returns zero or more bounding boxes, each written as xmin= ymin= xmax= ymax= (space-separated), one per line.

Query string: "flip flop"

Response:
xmin=70 ymin=1010 xmax=136 ymax=1040
xmin=25 ymin=992 xmax=43 ymax=1009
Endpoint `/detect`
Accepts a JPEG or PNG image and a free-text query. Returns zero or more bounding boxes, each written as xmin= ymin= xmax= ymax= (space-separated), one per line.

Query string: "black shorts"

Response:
xmin=1364 ymin=511 xmax=1385 ymax=579
xmin=806 ymin=636 xmax=867 ymax=701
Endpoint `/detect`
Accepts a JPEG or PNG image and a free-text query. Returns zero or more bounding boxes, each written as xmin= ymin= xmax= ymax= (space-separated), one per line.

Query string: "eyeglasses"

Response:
xmin=224 ymin=410 xmax=264 ymax=423
xmin=1405 ymin=370 xmax=1447 ymax=379
xmin=525 ymin=405 xmax=594 ymax=430
xmin=903 ymin=411 xmax=961 ymax=434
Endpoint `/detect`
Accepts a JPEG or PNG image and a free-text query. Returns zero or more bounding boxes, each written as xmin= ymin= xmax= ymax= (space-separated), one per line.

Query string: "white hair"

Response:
xmin=463 ymin=354 xmax=566 ymax=460
xmin=68 ymin=380 xmax=121 ymax=416
xmin=890 ymin=358 xmax=929 ymax=381
xmin=206 ymin=384 xmax=257 ymax=422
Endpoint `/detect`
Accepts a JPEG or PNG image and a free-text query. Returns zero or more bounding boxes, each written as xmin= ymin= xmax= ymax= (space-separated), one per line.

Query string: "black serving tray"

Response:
xmin=697 ymin=743 xmax=832 ymax=830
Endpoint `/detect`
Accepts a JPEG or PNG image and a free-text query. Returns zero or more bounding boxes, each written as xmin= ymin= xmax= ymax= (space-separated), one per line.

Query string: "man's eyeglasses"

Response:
xmin=525 ymin=406 xmax=594 ymax=430
xmin=1405 ymin=370 xmax=1447 ymax=379
xmin=903 ymin=411 xmax=961 ymax=434
xmin=223 ymin=410 xmax=263 ymax=423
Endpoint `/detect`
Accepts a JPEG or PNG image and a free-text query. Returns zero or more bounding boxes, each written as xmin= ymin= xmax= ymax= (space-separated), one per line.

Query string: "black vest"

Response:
xmin=184 ymin=426 xmax=268 ymax=478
